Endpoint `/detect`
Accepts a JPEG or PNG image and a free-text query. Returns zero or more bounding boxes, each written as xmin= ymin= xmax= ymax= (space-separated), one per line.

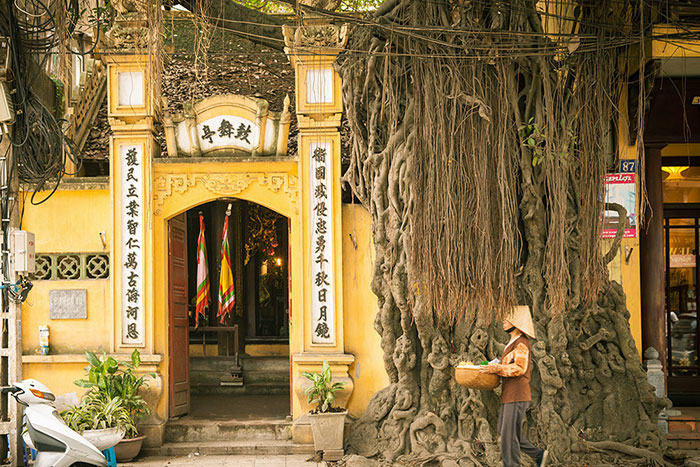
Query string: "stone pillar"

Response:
xmin=137 ymin=358 xmax=165 ymax=447
xmin=640 ymin=146 xmax=666 ymax=377
xmin=644 ymin=347 xmax=665 ymax=397
xmin=100 ymin=5 xmax=164 ymax=443
xmin=283 ymin=22 xmax=355 ymax=450
xmin=644 ymin=347 xmax=676 ymax=434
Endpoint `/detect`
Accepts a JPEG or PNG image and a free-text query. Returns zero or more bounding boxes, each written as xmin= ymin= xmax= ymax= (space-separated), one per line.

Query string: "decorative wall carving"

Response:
xmin=283 ymin=24 xmax=349 ymax=49
xmin=112 ymin=0 xmax=146 ymax=15
xmin=34 ymin=253 xmax=110 ymax=281
xmin=102 ymin=18 xmax=149 ymax=51
xmin=153 ymin=172 xmax=299 ymax=210
xmin=101 ymin=1 xmax=149 ymax=52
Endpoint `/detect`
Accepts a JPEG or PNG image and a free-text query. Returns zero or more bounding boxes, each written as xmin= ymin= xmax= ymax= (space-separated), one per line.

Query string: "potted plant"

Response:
xmin=302 ymin=360 xmax=347 ymax=460
xmin=73 ymin=349 xmax=153 ymax=462
xmin=61 ymin=393 xmax=132 ymax=450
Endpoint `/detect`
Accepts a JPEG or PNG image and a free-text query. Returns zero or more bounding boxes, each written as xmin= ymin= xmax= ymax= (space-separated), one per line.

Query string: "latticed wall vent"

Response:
xmin=33 ymin=253 xmax=110 ymax=280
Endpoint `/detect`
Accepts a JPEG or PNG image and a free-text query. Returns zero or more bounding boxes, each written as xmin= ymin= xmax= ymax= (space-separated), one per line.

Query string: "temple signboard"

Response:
xmin=197 ymin=115 xmax=257 ymax=152
xmin=164 ymin=95 xmax=291 ymax=158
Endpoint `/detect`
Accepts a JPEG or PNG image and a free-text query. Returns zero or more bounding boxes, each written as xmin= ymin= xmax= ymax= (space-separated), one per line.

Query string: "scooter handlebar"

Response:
xmin=0 ymin=386 xmax=19 ymax=394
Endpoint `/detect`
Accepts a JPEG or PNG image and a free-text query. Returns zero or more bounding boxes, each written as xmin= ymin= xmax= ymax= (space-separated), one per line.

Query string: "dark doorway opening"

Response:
xmin=169 ymin=199 xmax=291 ymax=420
xmin=184 ymin=199 xmax=290 ymax=352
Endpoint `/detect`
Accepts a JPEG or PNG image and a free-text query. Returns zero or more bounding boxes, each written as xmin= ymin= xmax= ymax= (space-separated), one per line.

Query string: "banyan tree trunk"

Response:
xmin=337 ymin=0 xmax=671 ymax=465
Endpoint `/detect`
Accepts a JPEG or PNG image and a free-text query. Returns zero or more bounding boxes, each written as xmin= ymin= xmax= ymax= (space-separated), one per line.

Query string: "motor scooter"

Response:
xmin=2 ymin=379 xmax=107 ymax=467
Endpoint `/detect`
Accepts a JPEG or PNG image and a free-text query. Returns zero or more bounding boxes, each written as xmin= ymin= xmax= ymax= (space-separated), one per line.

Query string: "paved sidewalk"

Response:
xmin=122 ymin=454 xmax=322 ymax=466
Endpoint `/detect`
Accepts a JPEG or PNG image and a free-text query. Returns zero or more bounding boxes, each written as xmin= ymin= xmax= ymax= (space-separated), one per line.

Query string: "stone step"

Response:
xmin=165 ymin=420 xmax=291 ymax=443
xmin=190 ymin=356 xmax=290 ymax=388
xmin=143 ymin=440 xmax=315 ymax=457
xmin=190 ymin=382 xmax=290 ymax=396
xmin=191 ymin=369 xmax=289 ymax=385
xmin=240 ymin=356 xmax=290 ymax=372
xmin=190 ymin=356 xmax=289 ymax=373
xmin=667 ymin=432 xmax=700 ymax=450
xmin=244 ymin=369 xmax=290 ymax=384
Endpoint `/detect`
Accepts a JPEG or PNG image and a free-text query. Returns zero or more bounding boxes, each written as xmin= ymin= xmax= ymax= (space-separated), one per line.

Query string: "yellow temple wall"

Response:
xmin=612 ymin=81 xmax=643 ymax=358
xmin=19 ymin=187 xmax=113 ymax=397
xmin=342 ymin=204 xmax=389 ymax=417
xmin=21 ymin=188 xmax=111 ymax=253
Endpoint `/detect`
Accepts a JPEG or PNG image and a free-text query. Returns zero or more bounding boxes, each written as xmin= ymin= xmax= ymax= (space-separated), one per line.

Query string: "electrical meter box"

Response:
xmin=13 ymin=230 xmax=35 ymax=274
xmin=0 ymin=81 xmax=14 ymax=126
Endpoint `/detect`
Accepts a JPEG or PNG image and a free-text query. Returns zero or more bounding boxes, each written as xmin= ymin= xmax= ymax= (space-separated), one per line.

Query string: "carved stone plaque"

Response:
xmin=49 ymin=289 xmax=87 ymax=319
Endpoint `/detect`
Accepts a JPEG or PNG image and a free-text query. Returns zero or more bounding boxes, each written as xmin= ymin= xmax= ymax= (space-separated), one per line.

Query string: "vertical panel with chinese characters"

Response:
xmin=309 ymin=141 xmax=335 ymax=345
xmin=121 ymin=144 xmax=145 ymax=346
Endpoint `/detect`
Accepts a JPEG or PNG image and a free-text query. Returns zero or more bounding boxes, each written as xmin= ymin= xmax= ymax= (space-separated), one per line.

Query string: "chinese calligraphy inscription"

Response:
xmin=310 ymin=142 xmax=335 ymax=345
xmin=121 ymin=145 xmax=144 ymax=346
xmin=197 ymin=115 xmax=258 ymax=150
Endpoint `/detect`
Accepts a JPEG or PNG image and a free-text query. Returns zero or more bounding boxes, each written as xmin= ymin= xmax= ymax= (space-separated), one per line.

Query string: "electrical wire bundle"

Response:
xmin=0 ymin=0 xmax=92 ymax=206
xmin=0 ymin=0 xmax=99 ymax=311
xmin=15 ymin=94 xmax=79 ymax=203
xmin=10 ymin=0 xmax=79 ymax=54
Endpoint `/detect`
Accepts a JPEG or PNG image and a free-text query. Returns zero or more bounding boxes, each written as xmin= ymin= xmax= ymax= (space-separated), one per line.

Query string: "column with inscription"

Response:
xmin=284 ymin=23 xmax=354 ymax=450
xmin=100 ymin=4 xmax=164 ymax=446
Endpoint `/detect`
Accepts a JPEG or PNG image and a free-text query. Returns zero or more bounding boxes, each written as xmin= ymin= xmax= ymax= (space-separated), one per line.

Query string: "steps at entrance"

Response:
xmin=668 ymin=408 xmax=700 ymax=449
xmin=190 ymin=356 xmax=289 ymax=395
xmin=242 ymin=356 xmax=290 ymax=384
xmin=143 ymin=416 xmax=314 ymax=457
xmin=139 ymin=394 xmax=313 ymax=458
xmin=147 ymin=440 xmax=314 ymax=457
xmin=165 ymin=419 xmax=291 ymax=442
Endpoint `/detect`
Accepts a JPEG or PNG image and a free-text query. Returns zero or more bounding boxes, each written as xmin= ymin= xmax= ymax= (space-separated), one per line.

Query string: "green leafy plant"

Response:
xmin=302 ymin=360 xmax=344 ymax=414
xmin=73 ymin=349 xmax=153 ymax=438
xmin=519 ymin=117 xmax=545 ymax=166
xmin=61 ymin=392 xmax=135 ymax=436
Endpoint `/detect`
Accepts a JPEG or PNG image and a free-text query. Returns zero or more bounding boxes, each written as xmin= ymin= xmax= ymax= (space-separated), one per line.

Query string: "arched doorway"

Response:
xmin=167 ymin=199 xmax=291 ymax=419
xmin=150 ymin=161 xmax=301 ymax=424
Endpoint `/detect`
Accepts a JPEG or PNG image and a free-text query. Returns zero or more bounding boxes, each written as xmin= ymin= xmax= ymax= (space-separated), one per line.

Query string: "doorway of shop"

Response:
xmin=664 ymin=204 xmax=700 ymax=405
xmin=168 ymin=199 xmax=291 ymax=421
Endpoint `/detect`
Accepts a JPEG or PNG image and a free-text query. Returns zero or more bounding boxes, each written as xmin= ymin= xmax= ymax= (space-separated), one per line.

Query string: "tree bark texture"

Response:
xmin=337 ymin=0 xmax=671 ymax=464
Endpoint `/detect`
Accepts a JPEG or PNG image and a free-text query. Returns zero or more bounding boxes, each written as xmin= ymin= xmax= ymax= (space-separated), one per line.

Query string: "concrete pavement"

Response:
xmin=122 ymin=454 xmax=322 ymax=466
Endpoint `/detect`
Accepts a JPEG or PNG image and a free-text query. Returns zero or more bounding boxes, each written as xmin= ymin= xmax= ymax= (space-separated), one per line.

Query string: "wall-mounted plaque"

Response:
xmin=49 ymin=289 xmax=87 ymax=319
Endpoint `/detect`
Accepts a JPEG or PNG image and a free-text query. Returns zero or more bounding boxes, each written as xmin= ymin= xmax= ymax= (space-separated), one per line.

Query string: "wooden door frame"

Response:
xmin=664 ymin=203 xmax=700 ymax=398
xmin=165 ymin=200 xmax=294 ymax=414
xmin=168 ymin=213 xmax=190 ymax=418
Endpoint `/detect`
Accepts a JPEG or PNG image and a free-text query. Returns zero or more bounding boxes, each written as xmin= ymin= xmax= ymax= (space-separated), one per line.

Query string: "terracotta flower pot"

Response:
xmin=114 ymin=434 xmax=146 ymax=462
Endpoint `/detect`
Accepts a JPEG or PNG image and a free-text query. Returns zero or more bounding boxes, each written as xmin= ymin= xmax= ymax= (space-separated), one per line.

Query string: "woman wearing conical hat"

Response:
xmin=481 ymin=305 xmax=549 ymax=467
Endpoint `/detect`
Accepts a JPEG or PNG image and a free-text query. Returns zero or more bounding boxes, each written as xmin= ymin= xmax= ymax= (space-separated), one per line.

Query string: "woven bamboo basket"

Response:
xmin=455 ymin=367 xmax=500 ymax=390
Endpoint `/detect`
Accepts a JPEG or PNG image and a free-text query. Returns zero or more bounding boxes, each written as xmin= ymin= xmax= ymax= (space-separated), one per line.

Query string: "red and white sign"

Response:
xmin=601 ymin=173 xmax=637 ymax=239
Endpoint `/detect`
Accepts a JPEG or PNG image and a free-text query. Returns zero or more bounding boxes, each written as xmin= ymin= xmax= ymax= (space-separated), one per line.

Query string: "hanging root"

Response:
xmin=338 ymin=0 xmax=666 ymax=464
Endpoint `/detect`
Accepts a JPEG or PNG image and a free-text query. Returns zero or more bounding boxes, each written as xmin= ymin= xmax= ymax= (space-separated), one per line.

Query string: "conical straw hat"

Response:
xmin=506 ymin=305 xmax=536 ymax=339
